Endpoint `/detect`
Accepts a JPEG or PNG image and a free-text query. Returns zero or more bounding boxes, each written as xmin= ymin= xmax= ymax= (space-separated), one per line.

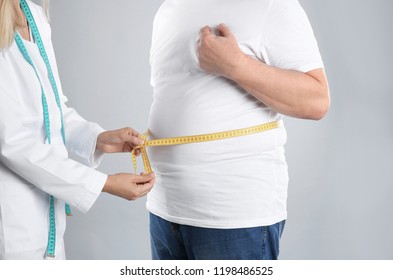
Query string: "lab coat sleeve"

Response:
xmin=62 ymin=105 xmax=106 ymax=168
xmin=42 ymin=30 xmax=106 ymax=168
xmin=0 ymin=83 xmax=108 ymax=214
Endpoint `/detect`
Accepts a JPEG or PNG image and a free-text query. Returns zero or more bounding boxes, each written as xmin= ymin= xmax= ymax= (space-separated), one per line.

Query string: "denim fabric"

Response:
xmin=150 ymin=213 xmax=286 ymax=260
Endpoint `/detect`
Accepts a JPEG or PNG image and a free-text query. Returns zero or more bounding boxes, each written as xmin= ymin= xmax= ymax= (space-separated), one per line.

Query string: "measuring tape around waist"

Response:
xmin=131 ymin=120 xmax=282 ymax=174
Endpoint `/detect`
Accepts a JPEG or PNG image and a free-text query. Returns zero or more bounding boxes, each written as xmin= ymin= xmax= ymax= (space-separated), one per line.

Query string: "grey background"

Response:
xmin=35 ymin=0 xmax=393 ymax=259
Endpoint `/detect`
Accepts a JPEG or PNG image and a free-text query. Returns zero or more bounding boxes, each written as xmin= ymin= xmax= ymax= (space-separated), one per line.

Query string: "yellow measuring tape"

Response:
xmin=131 ymin=121 xmax=282 ymax=174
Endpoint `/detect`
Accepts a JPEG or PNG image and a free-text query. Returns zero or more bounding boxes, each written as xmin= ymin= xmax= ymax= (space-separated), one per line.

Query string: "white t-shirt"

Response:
xmin=147 ymin=0 xmax=324 ymax=228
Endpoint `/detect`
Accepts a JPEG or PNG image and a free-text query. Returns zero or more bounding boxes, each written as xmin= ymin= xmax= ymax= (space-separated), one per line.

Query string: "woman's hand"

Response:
xmin=102 ymin=173 xmax=156 ymax=201
xmin=96 ymin=127 xmax=144 ymax=153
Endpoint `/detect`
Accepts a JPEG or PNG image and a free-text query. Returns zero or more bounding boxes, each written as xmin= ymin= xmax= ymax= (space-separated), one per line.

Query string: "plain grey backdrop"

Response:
xmin=34 ymin=0 xmax=393 ymax=259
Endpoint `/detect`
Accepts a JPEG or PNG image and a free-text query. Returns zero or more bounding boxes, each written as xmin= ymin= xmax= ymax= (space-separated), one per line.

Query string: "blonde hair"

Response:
xmin=0 ymin=0 xmax=49 ymax=49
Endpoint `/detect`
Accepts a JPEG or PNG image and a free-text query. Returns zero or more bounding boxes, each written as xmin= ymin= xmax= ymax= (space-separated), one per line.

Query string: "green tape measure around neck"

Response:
xmin=16 ymin=0 xmax=71 ymax=259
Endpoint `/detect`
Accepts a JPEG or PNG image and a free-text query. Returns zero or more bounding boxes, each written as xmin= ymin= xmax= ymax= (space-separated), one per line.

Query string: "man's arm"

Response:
xmin=197 ymin=24 xmax=330 ymax=120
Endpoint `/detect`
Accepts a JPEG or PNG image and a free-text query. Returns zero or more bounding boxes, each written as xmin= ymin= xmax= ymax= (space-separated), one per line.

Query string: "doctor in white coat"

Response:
xmin=0 ymin=0 xmax=155 ymax=259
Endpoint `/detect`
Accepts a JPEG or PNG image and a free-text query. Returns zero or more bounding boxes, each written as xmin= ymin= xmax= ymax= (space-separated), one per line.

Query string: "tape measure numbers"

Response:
xmin=131 ymin=121 xmax=282 ymax=174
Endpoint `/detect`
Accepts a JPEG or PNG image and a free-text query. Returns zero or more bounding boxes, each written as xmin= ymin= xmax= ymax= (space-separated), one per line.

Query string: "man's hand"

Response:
xmin=96 ymin=127 xmax=144 ymax=153
xmin=102 ymin=173 xmax=156 ymax=201
xmin=196 ymin=23 xmax=330 ymax=120
xmin=197 ymin=23 xmax=246 ymax=78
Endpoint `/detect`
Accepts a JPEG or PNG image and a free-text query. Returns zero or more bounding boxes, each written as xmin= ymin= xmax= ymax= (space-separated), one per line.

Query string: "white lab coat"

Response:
xmin=0 ymin=1 xmax=108 ymax=259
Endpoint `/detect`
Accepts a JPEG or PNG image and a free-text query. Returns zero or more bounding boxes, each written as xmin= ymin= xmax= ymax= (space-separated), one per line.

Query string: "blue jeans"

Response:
xmin=149 ymin=213 xmax=286 ymax=260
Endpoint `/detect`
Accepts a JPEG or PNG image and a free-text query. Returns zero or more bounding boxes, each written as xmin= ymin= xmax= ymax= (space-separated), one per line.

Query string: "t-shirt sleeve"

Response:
xmin=260 ymin=0 xmax=324 ymax=73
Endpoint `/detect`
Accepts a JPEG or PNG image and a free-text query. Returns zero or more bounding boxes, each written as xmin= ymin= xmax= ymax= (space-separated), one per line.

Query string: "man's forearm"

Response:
xmin=197 ymin=24 xmax=330 ymax=120
xmin=227 ymin=55 xmax=330 ymax=120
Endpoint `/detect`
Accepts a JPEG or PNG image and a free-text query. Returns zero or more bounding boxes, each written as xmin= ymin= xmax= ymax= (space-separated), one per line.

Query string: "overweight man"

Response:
xmin=146 ymin=0 xmax=330 ymax=260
